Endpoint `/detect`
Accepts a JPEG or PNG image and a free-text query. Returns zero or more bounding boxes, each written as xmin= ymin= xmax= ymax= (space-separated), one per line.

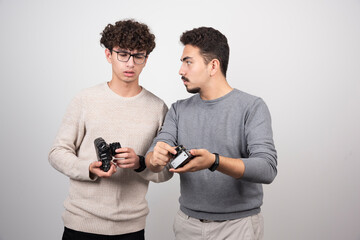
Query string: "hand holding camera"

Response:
xmin=150 ymin=142 xmax=195 ymax=169
xmin=94 ymin=137 xmax=121 ymax=172
xmin=89 ymin=160 xmax=117 ymax=178
xmin=90 ymin=137 xmax=120 ymax=178
xmin=150 ymin=142 xmax=177 ymax=169
xmin=170 ymin=145 xmax=194 ymax=169
xmin=150 ymin=142 xmax=215 ymax=173
xmin=113 ymin=147 xmax=141 ymax=170
xmin=92 ymin=137 xmax=143 ymax=178
xmin=169 ymin=148 xmax=216 ymax=173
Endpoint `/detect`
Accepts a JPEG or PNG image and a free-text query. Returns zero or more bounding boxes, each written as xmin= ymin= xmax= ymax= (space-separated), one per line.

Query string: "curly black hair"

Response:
xmin=180 ymin=27 xmax=229 ymax=77
xmin=100 ymin=19 xmax=155 ymax=55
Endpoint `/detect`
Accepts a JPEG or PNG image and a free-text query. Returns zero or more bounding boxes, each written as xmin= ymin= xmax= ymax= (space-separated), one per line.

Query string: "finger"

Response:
xmin=91 ymin=161 xmax=102 ymax=168
xmin=118 ymin=163 xmax=135 ymax=169
xmin=109 ymin=164 xmax=117 ymax=173
xmin=94 ymin=169 xmax=108 ymax=177
xmin=158 ymin=142 xmax=177 ymax=155
xmin=170 ymin=162 xmax=192 ymax=173
xmin=115 ymin=147 xmax=129 ymax=154
xmin=117 ymin=158 xmax=136 ymax=168
xmin=116 ymin=158 xmax=135 ymax=165
xmin=89 ymin=161 xmax=101 ymax=173
xmin=114 ymin=152 xmax=130 ymax=159
xmin=189 ymin=149 xmax=202 ymax=156
xmin=166 ymin=145 xmax=178 ymax=155
xmin=170 ymin=166 xmax=189 ymax=173
xmin=102 ymin=165 xmax=117 ymax=177
xmin=153 ymin=152 xmax=171 ymax=162
xmin=154 ymin=145 xmax=170 ymax=156
xmin=169 ymin=159 xmax=198 ymax=173
xmin=151 ymin=158 xmax=168 ymax=167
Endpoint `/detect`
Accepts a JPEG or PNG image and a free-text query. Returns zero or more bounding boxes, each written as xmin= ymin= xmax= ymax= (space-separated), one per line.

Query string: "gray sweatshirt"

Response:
xmin=149 ymin=89 xmax=277 ymax=221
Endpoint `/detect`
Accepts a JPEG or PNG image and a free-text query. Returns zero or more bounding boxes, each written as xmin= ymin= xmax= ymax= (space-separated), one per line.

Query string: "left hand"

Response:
xmin=113 ymin=147 xmax=140 ymax=169
xmin=170 ymin=148 xmax=215 ymax=173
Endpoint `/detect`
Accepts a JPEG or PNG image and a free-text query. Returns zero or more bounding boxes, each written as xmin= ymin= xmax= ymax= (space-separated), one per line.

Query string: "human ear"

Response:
xmin=143 ymin=56 xmax=148 ymax=67
xmin=105 ymin=48 xmax=112 ymax=63
xmin=209 ymin=59 xmax=220 ymax=77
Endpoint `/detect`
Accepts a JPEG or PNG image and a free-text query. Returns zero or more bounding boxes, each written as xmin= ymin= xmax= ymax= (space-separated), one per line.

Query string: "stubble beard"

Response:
xmin=186 ymin=86 xmax=201 ymax=94
xmin=182 ymin=76 xmax=200 ymax=94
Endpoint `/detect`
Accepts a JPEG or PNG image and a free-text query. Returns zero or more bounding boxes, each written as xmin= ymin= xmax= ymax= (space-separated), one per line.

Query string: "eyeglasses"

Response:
xmin=112 ymin=50 xmax=147 ymax=65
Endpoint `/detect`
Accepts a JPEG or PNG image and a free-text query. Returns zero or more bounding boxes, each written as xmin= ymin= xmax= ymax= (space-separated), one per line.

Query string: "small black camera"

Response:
xmin=94 ymin=137 xmax=121 ymax=172
xmin=170 ymin=145 xmax=194 ymax=169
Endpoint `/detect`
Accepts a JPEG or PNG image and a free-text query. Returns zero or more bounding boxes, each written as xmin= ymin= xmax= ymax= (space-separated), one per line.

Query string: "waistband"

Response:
xmin=178 ymin=210 xmax=226 ymax=223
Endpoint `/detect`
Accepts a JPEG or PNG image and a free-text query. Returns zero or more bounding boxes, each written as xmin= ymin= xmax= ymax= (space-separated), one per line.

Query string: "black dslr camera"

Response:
xmin=94 ymin=137 xmax=121 ymax=172
xmin=170 ymin=145 xmax=194 ymax=169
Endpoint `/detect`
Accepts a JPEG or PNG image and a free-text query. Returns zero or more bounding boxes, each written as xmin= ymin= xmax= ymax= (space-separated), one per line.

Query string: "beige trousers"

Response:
xmin=173 ymin=210 xmax=264 ymax=240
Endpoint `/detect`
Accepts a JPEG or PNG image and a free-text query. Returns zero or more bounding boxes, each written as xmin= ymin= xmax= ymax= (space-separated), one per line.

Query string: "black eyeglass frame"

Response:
xmin=112 ymin=50 xmax=148 ymax=65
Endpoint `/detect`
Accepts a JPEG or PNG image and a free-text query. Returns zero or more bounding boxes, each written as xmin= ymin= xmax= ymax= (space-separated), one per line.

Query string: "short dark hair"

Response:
xmin=180 ymin=27 xmax=229 ymax=77
xmin=100 ymin=19 xmax=155 ymax=55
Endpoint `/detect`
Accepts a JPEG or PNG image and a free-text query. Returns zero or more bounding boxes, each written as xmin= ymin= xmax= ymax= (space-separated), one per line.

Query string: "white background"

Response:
xmin=0 ymin=0 xmax=359 ymax=239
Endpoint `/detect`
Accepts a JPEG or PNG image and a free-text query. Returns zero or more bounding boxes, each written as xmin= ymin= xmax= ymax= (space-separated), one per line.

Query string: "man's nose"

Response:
xmin=126 ymin=56 xmax=135 ymax=67
xmin=179 ymin=64 xmax=185 ymax=76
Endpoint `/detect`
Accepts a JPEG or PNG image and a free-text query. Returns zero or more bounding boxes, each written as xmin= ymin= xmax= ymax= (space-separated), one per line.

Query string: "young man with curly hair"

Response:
xmin=49 ymin=19 xmax=171 ymax=240
xmin=146 ymin=27 xmax=278 ymax=239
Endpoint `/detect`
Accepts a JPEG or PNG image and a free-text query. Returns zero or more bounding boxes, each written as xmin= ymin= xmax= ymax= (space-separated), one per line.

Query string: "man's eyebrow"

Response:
xmin=114 ymin=49 xmax=146 ymax=55
xmin=113 ymin=49 xmax=130 ymax=54
xmin=181 ymin=56 xmax=192 ymax=62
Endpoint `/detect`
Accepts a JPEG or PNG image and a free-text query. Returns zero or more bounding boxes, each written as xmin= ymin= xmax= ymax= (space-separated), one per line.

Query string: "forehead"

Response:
xmin=113 ymin=47 xmax=146 ymax=54
xmin=181 ymin=45 xmax=201 ymax=59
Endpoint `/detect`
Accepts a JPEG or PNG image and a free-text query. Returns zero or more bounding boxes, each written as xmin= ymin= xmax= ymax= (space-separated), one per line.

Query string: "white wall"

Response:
xmin=0 ymin=0 xmax=359 ymax=239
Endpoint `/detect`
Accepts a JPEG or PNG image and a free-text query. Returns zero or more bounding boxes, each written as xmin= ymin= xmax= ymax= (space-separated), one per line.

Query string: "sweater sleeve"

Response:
xmin=147 ymin=102 xmax=179 ymax=153
xmin=140 ymin=102 xmax=174 ymax=182
xmin=241 ymin=98 xmax=278 ymax=184
xmin=138 ymin=165 xmax=173 ymax=183
xmin=48 ymin=94 xmax=94 ymax=181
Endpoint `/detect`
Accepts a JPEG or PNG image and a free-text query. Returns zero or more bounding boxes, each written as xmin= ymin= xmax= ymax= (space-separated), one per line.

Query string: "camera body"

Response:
xmin=170 ymin=145 xmax=194 ymax=169
xmin=94 ymin=137 xmax=121 ymax=172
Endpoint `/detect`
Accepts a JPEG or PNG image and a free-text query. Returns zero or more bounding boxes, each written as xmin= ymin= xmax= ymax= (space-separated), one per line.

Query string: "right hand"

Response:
xmin=150 ymin=142 xmax=177 ymax=168
xmin=89 ymin=161 xmax=117 ymax=178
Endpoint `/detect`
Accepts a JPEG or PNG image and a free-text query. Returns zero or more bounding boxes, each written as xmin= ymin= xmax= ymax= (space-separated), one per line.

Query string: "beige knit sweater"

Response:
xmin=49 ymin=83 xmax=172 ymax=235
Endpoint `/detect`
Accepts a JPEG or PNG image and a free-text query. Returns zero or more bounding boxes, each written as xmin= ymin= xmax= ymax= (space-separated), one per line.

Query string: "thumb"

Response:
xmin=93 ymin=161 xmax=102 ymax=167
xmin=89 ymin=161 xmax=101 ymax=172
xmin=190 ymin=149 xmax=199 ymax=156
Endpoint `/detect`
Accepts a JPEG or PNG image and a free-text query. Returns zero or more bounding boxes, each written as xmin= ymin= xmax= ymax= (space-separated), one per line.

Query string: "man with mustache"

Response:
xmin=49 ymin=19 xmax=171 ymax=240
xmin=145 ymin=27 xmax=277 ymax=240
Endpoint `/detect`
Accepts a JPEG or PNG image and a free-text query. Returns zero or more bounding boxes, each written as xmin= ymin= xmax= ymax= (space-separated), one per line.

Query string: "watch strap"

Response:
xmin=209 ymin=153 xmax=219 ymax=172
xmin=134 ymin=155 xmax=146 ymax=172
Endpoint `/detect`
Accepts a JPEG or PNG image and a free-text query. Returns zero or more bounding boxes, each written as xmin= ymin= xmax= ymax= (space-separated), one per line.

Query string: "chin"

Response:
xmin=186 ymin=87 xmax=201 ymax=94
xmin=122 ymin=78 xmax=137 ymax=83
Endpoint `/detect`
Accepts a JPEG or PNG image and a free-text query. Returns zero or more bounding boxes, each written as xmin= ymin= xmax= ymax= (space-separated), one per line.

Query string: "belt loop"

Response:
xmin=179 ymin=210 xmax=190 ymax=220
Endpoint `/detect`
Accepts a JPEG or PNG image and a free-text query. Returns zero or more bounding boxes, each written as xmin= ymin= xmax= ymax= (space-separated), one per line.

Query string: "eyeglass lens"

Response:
xmin=115 ymin=51 xmax=146 ymax=64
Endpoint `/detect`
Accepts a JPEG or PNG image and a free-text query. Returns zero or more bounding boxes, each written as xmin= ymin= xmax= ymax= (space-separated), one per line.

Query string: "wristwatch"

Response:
xmin=134 ymin=155 xmax=146 ymax=172
xmin=208 ymin=153 xmax=219 ymax=172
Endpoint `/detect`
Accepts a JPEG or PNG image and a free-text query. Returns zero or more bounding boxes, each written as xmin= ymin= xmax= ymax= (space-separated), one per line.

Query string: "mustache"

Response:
xmin=181 ymin=76 xmax=190 ymax=82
